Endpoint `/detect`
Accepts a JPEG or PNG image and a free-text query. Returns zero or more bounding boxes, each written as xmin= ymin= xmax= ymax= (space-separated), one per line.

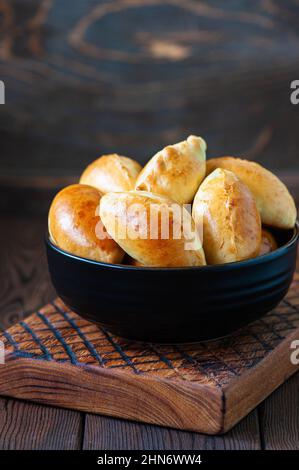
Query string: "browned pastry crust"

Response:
xmin=80 ymin=154 xmax=142 ymax=193
xmin=48 ymin=184 xmax=124 ymax=263
xmin=135 ymin=135 xmax=206 ymax=204
xmin=259 ymin=228 xmax=278 ymax=256
xmin=192 ymin=169 xmax=262 ymax=264
xmin=206 ymin=157 xmax=297 ymax=229
xmin=100 ymin=190 xmax=206 ymax=267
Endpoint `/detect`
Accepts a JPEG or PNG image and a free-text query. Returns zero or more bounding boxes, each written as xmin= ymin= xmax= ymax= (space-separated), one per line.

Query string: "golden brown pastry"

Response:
xmin=80 ymin=154 xmax=142 ymax=193
xmin=48 ymin=184 xmax=124 ymax=263
xmin=206 ymin=157 xmax=297 ymax=229
xmin=259 ymin=229 xmax=278 ymax=256
xmin=192 ymin=169 xmax=261 ymax=264
xmin=135 ymin=135 xmax=206 ymax=204
xmin=100 ymin=190 xmax=206 ymax=267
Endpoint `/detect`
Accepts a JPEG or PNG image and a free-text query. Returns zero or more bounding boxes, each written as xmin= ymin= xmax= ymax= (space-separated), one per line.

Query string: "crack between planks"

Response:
xmin=79 ymin=412 xmax=86 ymax=450
xmin=257 ymin=405 xmax=265 ymax=450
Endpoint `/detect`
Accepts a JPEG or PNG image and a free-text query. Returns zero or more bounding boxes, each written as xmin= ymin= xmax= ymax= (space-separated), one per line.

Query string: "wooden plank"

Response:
xmin=258 ymin=373 xmax=299 ymax=450
xmin=0 ymin=397 xmax=82 ymax=450
xmin=83 ymin=410 xmax=260 ymax=450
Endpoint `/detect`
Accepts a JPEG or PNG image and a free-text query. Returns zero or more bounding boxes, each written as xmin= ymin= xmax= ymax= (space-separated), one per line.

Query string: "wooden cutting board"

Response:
xmin=1 ymin=273 xmax=299 ymax=435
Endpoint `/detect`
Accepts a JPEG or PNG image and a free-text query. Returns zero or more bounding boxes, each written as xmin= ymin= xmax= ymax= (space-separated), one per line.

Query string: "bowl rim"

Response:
xmin=46 ymin=222 xmax=298 ymax=272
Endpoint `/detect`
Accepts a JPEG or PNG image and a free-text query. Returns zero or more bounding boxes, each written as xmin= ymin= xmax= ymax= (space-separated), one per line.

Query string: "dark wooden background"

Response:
xmin=1 ymin=0 xmax=299 ymax=177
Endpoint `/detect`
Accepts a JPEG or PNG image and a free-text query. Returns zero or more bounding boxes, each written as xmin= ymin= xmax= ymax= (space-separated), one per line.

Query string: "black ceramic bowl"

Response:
xmin=46 ymin=225 xmax=298 ymax=343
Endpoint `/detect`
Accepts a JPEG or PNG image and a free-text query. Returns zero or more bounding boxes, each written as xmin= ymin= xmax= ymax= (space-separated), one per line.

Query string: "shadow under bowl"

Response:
xmin=46 ymin=225 xmax=298 ymax=343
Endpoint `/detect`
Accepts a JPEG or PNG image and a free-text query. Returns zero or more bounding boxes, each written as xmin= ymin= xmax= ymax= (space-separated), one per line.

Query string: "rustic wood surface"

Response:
xmin=0 ymin=397 xmax=83 ymax=450
xmin=83 ymin=410 xmax=261 ymax=450
xmin=1 ymin=0 xmax=299 ymax=177
xmin=1 ymin=280 xmax=299 ymax=434
xmin=259 ymin=372 xmax=299 ymax=450
xmin=0 ymin=177 xmax=298 ymax=449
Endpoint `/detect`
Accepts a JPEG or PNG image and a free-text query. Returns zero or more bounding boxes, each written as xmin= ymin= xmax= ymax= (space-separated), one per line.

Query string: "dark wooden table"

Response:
xmin=0 ymin=176 xmax=299 ymax=451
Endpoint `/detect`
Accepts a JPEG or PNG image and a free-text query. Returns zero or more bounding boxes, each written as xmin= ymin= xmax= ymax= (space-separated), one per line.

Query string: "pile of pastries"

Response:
xmin=48 ymin=136 xmax=297 ymax=267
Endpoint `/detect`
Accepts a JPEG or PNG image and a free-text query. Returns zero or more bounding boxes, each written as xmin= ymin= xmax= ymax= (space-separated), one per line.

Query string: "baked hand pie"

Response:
xmin=206 ymin=157 xmax=297 ymax=229
xmin=192 ymin=168 xmax=261 ymax=264
xmin=135 ymin=135 xmax=206 ymax=204
xmin=80 ymin=154 xmax=142 ymax=194
xmin=100 ymin=190 xmax=206 ymax=267
xmin=259 ymin=228 xmax=278 ymax=256
xmin=48 ymin=184 xmax=124 ymax=263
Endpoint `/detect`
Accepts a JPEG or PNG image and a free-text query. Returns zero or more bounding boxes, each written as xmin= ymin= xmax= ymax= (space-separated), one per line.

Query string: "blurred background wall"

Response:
xmin=0 ymin=0 xmax=299 ymax=178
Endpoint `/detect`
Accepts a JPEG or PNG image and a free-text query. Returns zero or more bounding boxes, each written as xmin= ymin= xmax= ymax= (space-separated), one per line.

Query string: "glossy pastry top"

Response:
xmin=80 ymin=154 xmax=142 ymax=194
xmin=100 ymin=190 xmax=206 ymax=267
xmin=135 ymin=135 xmax=206 ymax=204
xmin=206 ymin=157 xmax=297 ymax=229
xmin=192 ymin=168 xmax=261 ymax=265
xmin=48 ymin=184 xmax=124 ymax=263
xmin=259 ymin=229 xmax=278 ymax=256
